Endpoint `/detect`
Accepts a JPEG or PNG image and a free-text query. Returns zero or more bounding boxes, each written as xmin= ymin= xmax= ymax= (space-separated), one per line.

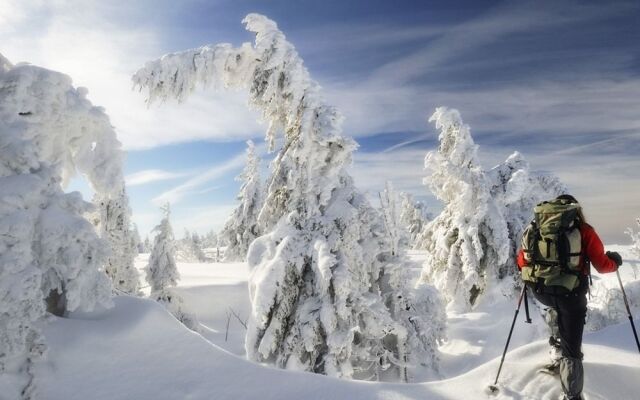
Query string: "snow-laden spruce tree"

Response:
xmin=202 ymin=230 xmax=218 ymax=248
xmin=146 ymin=205 xmax=179 ymax=292
xmin=487 ymin=152 xmax=567 ymax=291
xmin=145 ymin=204 xmax=199 ymax=331
xmin=132 ymin=223 xmax=143 ymax=254
xmin=627 ymin=218 xmax=640 ymax=258
xmin=93 ymin=187 xmax=140 ymax=294
xmin=0 ymin=54 xmax=118 ymax=398
xmin=143 ymin=236 xmax=151 ymax=253
xmin=201 ymin=230 xmax=222 ymax=261
xmin=220 ymin=140 xmax=263 ymax=261
xmin=133 ymin=14 xmax=444 ymax=381
xmin=399 ymin=192 xmax=429 ymax=248
xmin=0 ymin=53 xmax=12 ymax=75
xmin=381 ymin=256 xmax=446 ymax=381
xmin=190 ymin=232 xmax=207 ymax=261
xmin=417 ymin=107 xmax=510 ymax=311
xmin=379 ymin=181 xmax=407 ymax=255
xmin=586 ymin=277 xmax=639 ymax=332
xmin=176 ymin=229 xmax=207 ymax=262
xmin=580 ymin=220 xmax=640 ymax=332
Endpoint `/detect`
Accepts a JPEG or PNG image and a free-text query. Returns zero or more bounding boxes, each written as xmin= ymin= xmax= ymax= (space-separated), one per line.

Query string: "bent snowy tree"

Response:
xmin=417 ymin=107 xmax=510 ymax=311
xmin=133 ymin=14 xmax=444 ymax=381
xmin=0 ymin=54 xmax=124 ymax=398
xmin=418 ymin=108 xmax=567 ymax=310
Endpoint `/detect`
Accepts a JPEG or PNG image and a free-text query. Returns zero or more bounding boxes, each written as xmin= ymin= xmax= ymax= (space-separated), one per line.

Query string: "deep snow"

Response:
xmin=29 ymin=249 xmax=640 ymax=400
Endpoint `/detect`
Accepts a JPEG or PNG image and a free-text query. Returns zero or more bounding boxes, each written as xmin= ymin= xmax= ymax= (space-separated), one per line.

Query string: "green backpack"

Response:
xmin=521 ymin=198 xmax=583 ymax=291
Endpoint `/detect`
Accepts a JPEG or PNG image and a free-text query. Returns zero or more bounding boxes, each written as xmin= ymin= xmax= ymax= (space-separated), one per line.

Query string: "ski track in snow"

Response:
xmin=32 ymin=249 xmax=640 ymax=399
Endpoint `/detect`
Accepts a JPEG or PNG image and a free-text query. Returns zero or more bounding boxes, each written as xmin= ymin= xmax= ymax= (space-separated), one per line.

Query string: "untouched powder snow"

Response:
xmin=35 ymin=296 xmax=639 ymax=400
xmin=31 ymin=249 xmax=640 ymax=399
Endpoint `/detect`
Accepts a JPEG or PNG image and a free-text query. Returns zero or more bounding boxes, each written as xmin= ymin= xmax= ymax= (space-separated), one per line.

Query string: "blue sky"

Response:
xmin=1 ymin=0 xmax=639 ymax=243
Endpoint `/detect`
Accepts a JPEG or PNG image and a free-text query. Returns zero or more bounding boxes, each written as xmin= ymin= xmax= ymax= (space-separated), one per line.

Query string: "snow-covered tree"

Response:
xmin=133 ymin=14 xmax=444 ymax=381
xmin=399 ymin=192 xmax=429 ymax=248
xmin=201 ymin=230 xmax=223 ymax=261
xmin=220 ymin=140 xmax=263 ymax=261
xmin=202 ymin=230 xmax=217 ymax=248
xmin=417 ymin=107 xmax=510 ymax=311
xmin=627 ymin=218 xmax=640 ymax=258
xmin=382 ymin=258 xmax=446 ymax=381
xmin=0 ymin=53 xmax=11 ymax=72
xmin=132 ymin=224 xmax=144 ymax=254
xmin=142 ymin=236 xmax=151 ymax=253
xmin=146 ymin=205 xmax=179 ymax=292
xmin=93 ymin=187 xmax=140 ymax=294
xmin=417 ymin=109 xmax=568 ymax=309
xmin=487 ymin=152 xmax=567 ymax=289
xmin=379 ymin=181 xmax=406 ymax=255
xmin=176 ymin=229 xmax=207 ymax=262
xmin=145 ymin=204 xmax=199 ymax=331
xmin=586 ymin=276 xmax=639 ymax=332
xmin=0 ymin=55 xmax=118 ymax=398
xmin=191 ymin=232 xmax=205 ymax=257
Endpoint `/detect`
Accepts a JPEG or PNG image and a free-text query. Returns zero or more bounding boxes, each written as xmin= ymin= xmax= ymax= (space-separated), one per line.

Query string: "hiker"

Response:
xmin=516 ymin=194 xmax=622 ymax=400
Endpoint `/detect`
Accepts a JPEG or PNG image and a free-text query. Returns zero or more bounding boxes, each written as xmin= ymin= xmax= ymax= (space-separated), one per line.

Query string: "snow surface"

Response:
xmin=28 ymin=248 xmax=640 ymax=399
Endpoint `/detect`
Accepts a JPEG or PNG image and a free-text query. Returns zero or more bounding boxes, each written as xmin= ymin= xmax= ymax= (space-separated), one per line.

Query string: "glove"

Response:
xmin=606 ymin=251 xmax=623 ymax=267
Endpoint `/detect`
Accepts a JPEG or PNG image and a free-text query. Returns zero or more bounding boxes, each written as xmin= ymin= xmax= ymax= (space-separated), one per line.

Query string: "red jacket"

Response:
xmin=517 ymin=223 xmax=618 ymax=275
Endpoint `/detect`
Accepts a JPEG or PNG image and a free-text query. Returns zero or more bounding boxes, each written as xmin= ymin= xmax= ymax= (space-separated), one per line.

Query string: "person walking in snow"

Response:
xmin=517 ymin=194 xmax=622 ymax=400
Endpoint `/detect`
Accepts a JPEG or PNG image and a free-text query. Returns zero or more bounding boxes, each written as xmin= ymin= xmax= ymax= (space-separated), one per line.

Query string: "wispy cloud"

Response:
xmin=292 ymin=21 xmax=446 ymax=63
xmin=367 ymin=1 xmax=635 ymax=85
xmin=315 ymin=1 xmax=639 ymax=144
xmin=125 ymin=169 xmax=193 ymax=186
xmin=0 ymin=0 xmax=263 ymax=150
xmin=382 ymin=134 xmax=430 ymax=153
xmin=152 ymin=152 xmax=246 ymax=206
xmin=4 ymin=1 xmax=636 ymax=150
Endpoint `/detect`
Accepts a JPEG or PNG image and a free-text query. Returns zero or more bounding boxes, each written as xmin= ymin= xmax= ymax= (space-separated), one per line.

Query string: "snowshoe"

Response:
xmin=538 ymin=359 xmax=560 ymax=376
xmin=561 ymin=395 xmax=584 ymax=400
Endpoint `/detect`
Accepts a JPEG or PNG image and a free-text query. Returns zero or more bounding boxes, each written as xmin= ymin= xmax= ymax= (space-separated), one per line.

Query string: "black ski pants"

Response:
xmin=529 ymin=284 xmax=588 ymax=359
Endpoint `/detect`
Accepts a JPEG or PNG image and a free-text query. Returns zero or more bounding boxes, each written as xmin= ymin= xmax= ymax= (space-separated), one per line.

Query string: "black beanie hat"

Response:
xmin=556 ymin=194 xmax=579 ymax=204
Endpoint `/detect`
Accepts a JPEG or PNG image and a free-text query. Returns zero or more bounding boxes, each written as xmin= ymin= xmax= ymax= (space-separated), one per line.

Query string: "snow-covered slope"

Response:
xmin=32 ymin=249 xmax=639 ymax=400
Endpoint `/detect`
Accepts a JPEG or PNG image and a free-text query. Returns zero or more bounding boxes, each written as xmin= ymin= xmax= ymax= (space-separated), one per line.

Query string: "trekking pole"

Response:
xmin=616 ymin=269 xmax=640 ymax=353
xmin=489 ymin=285 xmax=527 ymax=393
xmin=523 ymin=286 xmax=532 ymax=324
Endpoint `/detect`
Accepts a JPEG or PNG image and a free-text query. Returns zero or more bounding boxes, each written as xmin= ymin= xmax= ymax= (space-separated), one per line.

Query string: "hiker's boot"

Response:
xmin=541 ymin=358 xmax=561 ymax=375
